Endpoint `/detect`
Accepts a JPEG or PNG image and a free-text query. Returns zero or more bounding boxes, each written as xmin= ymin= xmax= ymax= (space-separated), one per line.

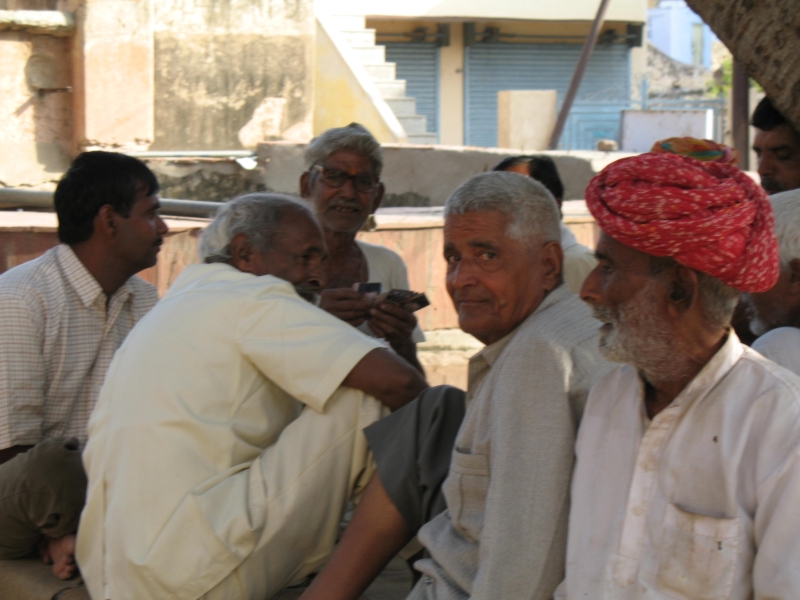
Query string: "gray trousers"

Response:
xmin=364 ymin=385 xmax=466 ymax=532
xmin=0 ymin=439 xmax=87 ymax=559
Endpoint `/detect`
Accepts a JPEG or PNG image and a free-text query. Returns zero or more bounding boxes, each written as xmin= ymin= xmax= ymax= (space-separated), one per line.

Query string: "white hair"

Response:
xmin=304 ymin=122 xmax=383 ymax=176
xmin=770 ymin=189 xmax=800 ymax=268
xmin=198 ymin=193 xmax=315 ymax=263
xmin=444 ymin=171 xmax=561 ymax=246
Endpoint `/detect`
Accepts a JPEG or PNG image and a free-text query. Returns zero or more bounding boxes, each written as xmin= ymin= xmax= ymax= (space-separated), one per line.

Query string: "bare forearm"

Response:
xmin=394 ymin=340 xmax=425 ymax=377
xmin=300 ymin=475 xmax=413 ymax=600
xmin=343 ymin=348 xmax=428 ymax=411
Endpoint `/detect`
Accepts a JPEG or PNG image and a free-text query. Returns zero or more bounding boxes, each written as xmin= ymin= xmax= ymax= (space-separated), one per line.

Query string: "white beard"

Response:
xmin=590 ymin=280 xmax=691 ymax=385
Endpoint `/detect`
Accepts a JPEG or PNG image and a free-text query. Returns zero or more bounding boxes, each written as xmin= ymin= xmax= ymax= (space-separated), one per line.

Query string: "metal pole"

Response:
xmin=548 ymin=0 xmax=612 ymax=150
xmin=0 ymin=188 xmax=222 ymax=219
xmin=732 ymin=60 xmax=750 ymax=171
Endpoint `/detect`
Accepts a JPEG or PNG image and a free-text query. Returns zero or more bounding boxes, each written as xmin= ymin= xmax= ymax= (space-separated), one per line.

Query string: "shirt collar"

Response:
xmin=560 ymin=222 xmax=579 ymax=250
xmin=470 ymin=283 xmax=572 ymax=369
xmin=56 ymin=244 xmax=135 ymax=308
xmin=640 ymin=329 xmax=744 ymax=411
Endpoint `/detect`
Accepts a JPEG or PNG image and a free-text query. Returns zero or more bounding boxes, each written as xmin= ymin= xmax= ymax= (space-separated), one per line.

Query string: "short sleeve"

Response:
xmin=237 ymin=281 xmax=385 ymax=413
xmin=0 ymin=296 xmax=47 ymax=448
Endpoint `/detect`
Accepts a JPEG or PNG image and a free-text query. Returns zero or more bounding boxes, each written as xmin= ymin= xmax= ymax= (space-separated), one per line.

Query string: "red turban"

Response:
xmin=585 ymin=153 xmax=779 ymax=293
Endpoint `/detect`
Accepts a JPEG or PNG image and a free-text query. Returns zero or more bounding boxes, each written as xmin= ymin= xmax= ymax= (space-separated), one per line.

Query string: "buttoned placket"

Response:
xmin=613 ymin=392 xmax=682 ymax=588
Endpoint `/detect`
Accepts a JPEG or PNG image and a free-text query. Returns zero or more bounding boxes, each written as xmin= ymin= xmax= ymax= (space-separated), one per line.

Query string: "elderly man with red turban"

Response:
xmin=557 ymin=152 xmax=800 ymax=599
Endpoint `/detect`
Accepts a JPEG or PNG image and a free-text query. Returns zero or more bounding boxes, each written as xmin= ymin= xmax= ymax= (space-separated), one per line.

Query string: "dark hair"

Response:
xmin=492 ymin=155 xmax=564 ymax=201
xmin=751 ymin=97 xmax=789 ymax=131
xmin=54 ymin=151 xmax=159 ymax=244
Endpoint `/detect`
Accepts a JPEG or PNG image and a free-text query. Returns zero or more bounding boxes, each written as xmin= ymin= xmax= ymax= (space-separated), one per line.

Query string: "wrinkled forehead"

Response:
xmin=595 ymin=231 xmax=660 ymax=276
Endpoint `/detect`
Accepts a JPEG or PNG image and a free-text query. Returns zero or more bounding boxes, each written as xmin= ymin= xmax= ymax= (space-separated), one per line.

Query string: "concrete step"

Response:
xmin=341 ymin=28 xmax=376 ymax=46
xmin=350 ymin=45 xmax=385 ymax=64
xmin=398 ymin=114 xmax=428 ymax=134
xmin=329 ymin=14 xmax=366 ymax=30
xmin=407 ymin=132 xmax=438 ymax=144
xmin=374 ymin=79 xmax=406 ymax=98
xmin=385 ymin=97 xmax=417 ymax=116
xmin=363 ymin=62 xmax=396 ymax=79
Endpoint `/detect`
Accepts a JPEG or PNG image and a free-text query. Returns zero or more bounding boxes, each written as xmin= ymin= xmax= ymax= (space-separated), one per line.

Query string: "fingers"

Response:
xmin=369 ymin=303 xmax=417 ymax=343
xmin=319 ymin=289 xmax=371 ymax=324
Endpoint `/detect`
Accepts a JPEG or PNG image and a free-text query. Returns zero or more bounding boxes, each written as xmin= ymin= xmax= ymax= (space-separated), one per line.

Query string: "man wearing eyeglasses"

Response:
xmin=301 ymin=123 xmax=425 ymax=373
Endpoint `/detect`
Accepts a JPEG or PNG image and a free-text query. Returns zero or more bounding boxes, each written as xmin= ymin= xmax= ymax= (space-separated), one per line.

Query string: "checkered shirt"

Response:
xmin=0 ymin=245 xmax=157 ymax=449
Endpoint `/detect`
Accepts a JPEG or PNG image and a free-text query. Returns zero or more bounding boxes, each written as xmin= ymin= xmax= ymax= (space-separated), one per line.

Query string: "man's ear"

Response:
xmin=540 ymin=241 xmax=564 ymax=293
xmin=370 ymin=182 xmax=385 ymax=214
xmin=788 ymin=258 xmax=800 ymax=295
xmin=667 ymin=264 xmax=699 ymax=315
xmin=227 ymin=233 xmax=256 ymax=274
xmin=94 ymin=204 xmax=118 ymax=239
xmin=299 ymin=172 xmax=311 ymax=198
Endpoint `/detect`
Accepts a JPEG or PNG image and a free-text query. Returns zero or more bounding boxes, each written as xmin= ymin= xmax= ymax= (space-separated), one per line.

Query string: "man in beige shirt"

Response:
xmin=0 ymin=152 xmax=168 ymax=578
xmin=301 ymin=171 xmax=611 ymax=600
xmin=77 ymin=194 xmax=428 ymax=600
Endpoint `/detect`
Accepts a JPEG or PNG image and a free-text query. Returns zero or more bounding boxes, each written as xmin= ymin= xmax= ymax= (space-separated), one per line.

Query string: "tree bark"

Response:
xmin=685 ymin=0 xmax=800 ymax=133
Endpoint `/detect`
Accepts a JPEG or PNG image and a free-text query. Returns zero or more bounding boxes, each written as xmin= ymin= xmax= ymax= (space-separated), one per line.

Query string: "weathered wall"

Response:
xmin=0 ymin=28 xmax=72 ymax=187
xmin=257 ymin=142 xmax=635 ymax=205
xmin=151 ymin=0 xmax=315 ymax=151
xmin=143 ymin=158 xmax=268 ymax=202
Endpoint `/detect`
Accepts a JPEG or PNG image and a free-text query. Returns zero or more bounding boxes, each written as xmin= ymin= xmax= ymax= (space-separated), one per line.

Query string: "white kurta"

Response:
xmin=560 ymin=333 xmax=800 ymax=599
xmin=76 ymin=263 xmax=386 ymax=600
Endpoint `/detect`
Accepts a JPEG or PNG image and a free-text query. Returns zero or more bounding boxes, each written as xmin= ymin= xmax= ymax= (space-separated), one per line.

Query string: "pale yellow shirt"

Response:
xmin=561 ymin=333 xmax=800 ymax=599
xmin=77 ymin=263 xmax=384 ymax=600
xmin=0 ymin=244 xmax=156 ymax=448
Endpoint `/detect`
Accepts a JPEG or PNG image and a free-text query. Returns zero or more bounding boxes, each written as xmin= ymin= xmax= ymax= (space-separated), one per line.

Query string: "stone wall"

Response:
xmin=0 ymin=27 xmax=72 ymax=187
xmin=151 ymin=0 xmax=315 ymax=151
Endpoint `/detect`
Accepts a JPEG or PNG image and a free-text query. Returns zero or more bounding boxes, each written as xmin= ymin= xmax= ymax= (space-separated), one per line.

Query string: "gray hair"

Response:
xmin=648 ymin=256 xmax=740 ymax=330
xmin=444 ymin=171 xmax=561 ymax=246
xmin=770 ymin=189 xmax=800 ymax=268
xmin=199 ymin=193 xmax=315 ymax=263
xmin=304 ymin=123 xmax=383 ymax=176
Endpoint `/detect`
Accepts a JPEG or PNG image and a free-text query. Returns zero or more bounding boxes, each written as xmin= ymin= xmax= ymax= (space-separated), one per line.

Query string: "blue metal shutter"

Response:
xmin=384 ymin=43 xmax=440 ymax=138
xmin=464 ymin=43 xmax=631 ymax=149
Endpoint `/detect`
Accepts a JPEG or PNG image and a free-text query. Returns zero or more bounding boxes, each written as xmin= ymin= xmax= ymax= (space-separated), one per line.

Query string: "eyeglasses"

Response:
xmin=312 ymin=165 xmax=379 ymax=193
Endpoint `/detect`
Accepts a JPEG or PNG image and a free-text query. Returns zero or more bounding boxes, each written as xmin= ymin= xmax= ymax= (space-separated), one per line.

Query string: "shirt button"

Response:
xmin=632 ymin=506 xmax=644 ymax=516
xmin=425 ymin=577 xmax=433 ymax=585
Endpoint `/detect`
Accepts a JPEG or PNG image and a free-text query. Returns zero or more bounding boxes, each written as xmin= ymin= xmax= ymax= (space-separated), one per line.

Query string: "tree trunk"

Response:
xmin=685 ymin=0 xmax=800 ymax=133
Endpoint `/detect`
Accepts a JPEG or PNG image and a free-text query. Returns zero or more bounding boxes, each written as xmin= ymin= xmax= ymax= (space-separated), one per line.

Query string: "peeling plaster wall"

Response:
xmin=152 ymin=0 xmax=315 ymax=151
xmin=0 ymin=29 xmax=72 ymax=187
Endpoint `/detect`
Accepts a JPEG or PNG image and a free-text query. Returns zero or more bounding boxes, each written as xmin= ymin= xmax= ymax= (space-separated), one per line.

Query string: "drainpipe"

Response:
xmin=548 ymin=0 xmax=612 ymax=150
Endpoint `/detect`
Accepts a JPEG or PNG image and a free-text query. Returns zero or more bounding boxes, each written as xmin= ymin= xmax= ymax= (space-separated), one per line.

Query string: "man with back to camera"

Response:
xmin=752 ymin=96 xmax=800 ymax=194
xmin=0 ymin=152 xmax=167 ymax=579
xmin=76 ymin=193 xmax=428 ymax=600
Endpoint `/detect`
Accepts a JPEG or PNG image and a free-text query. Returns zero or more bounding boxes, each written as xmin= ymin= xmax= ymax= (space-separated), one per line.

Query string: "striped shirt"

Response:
xmin=0 ymin=244 xmax=157 ymax=448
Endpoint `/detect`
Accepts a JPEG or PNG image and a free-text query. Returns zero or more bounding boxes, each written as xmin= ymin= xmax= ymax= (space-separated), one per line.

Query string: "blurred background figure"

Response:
xmin=751 ymin=97 xmax=800 ymax=195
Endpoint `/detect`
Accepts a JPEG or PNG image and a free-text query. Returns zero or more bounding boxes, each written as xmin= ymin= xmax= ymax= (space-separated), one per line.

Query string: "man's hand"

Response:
xmin=368 ymin=302 xmax=417 ymax=347
xmin=319 ymin=289 xmax=372 ymax=327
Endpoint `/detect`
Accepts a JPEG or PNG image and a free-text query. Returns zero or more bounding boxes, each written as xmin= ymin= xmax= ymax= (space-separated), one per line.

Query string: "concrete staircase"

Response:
xmin=329 ymin=15 xmax=438 ymax=145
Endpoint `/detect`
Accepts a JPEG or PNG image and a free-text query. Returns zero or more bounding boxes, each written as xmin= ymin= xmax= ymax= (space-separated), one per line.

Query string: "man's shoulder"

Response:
xmin=731 ymin=348 xmax=800 ymax=407
xmin=356 ymin=239 xmax=405 ymax=268
xmin=0 ymin=248 xmax=63 ymax=305
xmin=515 ymin=290 xmax=601 ymax=350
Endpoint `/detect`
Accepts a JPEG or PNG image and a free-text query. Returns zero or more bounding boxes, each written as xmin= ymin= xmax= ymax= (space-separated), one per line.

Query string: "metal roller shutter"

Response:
xmin=465 ymin=43 xmax=631 ymax=149
xmin=384 ymin=43 xmax=440 ymax=138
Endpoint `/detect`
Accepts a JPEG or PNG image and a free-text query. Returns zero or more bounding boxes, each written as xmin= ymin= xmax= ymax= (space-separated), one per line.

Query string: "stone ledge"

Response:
xmin=0 ymin=11 xmax=74 ymax=36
